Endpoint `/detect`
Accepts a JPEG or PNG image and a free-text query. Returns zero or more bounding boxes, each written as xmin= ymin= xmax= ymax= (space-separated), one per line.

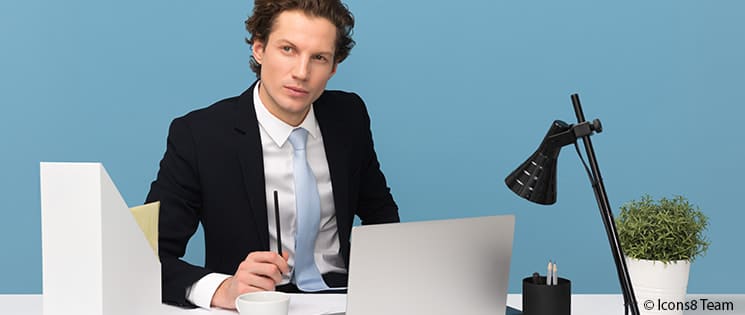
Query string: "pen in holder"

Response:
xmin=522 ymin=276 xmax=571 ymax=315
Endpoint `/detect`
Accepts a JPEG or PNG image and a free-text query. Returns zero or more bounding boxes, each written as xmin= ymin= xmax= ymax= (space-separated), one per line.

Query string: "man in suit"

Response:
xmin=146 ymin=0 xmax=400 ymax=310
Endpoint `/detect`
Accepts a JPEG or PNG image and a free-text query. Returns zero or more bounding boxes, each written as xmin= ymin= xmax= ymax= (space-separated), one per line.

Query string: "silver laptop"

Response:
xmin=343 ymin=214 xmax=516 ymax=315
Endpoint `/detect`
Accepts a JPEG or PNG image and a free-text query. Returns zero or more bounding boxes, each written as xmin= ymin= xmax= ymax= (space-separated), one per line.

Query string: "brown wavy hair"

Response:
xmin=245 ymin=0 xmax=356 ymax=76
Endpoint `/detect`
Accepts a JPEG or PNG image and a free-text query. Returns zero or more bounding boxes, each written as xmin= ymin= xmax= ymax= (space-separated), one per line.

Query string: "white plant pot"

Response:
xmin=626 ymin=257 xmax=691 ymax=315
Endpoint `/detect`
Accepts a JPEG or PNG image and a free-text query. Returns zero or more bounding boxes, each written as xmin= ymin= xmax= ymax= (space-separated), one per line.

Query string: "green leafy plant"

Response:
xmin=616 ymin=195 xmax=709 ymax=263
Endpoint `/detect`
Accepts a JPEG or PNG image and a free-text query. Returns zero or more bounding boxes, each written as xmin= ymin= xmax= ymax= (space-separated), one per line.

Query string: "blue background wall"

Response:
xmin=2 ymin=0 xmax=743 ymax=294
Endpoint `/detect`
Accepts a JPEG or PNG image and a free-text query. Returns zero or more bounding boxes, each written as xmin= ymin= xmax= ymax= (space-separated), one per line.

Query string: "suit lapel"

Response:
xmin=232 ymin=82 xmax=270 ymax=249
xmin=314 ymin=98 xmax=352 ymax=252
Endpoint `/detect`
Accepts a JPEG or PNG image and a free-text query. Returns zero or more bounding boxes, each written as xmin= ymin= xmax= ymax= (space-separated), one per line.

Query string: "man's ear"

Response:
xmin=252 ymin=40 xmax=265 ymax=64
xmin=330 ymin=62 xmax=338 ymax=76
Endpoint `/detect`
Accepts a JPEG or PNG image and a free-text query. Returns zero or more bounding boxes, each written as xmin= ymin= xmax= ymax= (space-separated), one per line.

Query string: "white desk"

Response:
xmin=2 ymin=294 xmax=743 ymax=314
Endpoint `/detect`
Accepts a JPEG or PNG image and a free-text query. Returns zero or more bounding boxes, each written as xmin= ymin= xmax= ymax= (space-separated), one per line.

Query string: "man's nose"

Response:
xmin=292 ymin=58 xmax=310 ymax=80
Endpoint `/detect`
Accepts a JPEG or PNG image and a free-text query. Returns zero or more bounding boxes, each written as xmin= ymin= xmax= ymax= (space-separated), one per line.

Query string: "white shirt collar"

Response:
xmin=253 ymin=81 xmax=320 ymax=147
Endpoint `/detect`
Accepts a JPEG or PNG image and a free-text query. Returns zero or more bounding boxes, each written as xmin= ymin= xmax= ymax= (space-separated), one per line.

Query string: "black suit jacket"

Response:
xmin=146 ymin=82 xmax=399 ymax=307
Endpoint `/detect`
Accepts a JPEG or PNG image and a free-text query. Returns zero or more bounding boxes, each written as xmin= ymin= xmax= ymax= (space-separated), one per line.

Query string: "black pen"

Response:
xmin=273 ymin=190 xmax=283 ymax=257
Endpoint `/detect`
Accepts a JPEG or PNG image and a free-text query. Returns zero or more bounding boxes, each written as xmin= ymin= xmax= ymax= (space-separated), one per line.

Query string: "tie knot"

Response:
xmin=288 ymin=128 xmax=309 ymax=151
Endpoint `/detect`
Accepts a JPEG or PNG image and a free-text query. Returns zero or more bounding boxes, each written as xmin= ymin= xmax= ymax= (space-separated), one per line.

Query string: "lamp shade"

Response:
xmin=505 ymin=120 xmax=571 ymax=205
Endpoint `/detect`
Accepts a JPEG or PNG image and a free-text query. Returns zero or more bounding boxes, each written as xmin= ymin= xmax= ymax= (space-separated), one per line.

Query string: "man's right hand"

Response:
xmin=210 ymin=251 xmax=290 ymax=309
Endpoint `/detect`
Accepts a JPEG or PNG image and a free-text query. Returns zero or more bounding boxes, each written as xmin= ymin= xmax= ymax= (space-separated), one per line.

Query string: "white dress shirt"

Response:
xmin=186 ymin=82 xmax=346 ymax=308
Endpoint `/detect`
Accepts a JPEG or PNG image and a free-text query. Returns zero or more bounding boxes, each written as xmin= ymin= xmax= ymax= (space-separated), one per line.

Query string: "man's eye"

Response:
xmin=314 ymin=55 xmax=328 ymax=62
xmin=282 ymin=46 xmax=292 ymax=52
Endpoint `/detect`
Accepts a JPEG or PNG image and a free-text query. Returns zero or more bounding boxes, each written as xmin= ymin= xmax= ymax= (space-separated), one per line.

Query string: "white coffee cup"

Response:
xmin=235 ymin=291 xmax=290 ymax=315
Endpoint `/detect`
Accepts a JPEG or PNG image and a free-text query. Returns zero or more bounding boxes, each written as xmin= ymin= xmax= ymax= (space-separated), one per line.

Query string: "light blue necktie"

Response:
xmin=288 ymin=128 xmax=330 ymax=291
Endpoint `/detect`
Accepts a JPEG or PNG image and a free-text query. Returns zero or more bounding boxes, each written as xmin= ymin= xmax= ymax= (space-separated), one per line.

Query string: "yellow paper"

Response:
xmin=129 ymin=202 xmax=159 ymax=257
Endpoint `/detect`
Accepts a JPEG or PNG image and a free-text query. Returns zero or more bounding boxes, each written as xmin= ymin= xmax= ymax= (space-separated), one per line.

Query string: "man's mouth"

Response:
xmin=285 ymin=85 xmax=309 ymax=96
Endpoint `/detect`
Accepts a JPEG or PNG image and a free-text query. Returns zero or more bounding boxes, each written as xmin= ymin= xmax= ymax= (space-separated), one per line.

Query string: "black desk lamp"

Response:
xmin=505 ymin=94 xmax=640 ymax=315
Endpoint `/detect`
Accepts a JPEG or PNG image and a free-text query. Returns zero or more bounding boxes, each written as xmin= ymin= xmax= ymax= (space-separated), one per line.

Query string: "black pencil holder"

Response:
xmin=522 ymin=276 xmax=571 ymax=315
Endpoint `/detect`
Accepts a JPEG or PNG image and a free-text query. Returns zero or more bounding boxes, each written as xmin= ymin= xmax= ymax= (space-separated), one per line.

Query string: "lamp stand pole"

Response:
xmin=571 ymin=94 xmax=640 ymax=315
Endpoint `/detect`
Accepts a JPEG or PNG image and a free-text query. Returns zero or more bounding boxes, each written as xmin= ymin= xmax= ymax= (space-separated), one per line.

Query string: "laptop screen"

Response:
xmin=345 ymin=215 xmax=515 ymax=315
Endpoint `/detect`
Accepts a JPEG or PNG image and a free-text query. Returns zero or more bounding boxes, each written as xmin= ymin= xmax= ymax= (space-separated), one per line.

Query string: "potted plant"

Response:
xmin=616 ymin=195 xmax=709 ymax=315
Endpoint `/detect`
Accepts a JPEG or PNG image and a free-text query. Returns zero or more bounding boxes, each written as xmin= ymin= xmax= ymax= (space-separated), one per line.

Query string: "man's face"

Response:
xmin=253 ymin=10 xmax=338 ymax=126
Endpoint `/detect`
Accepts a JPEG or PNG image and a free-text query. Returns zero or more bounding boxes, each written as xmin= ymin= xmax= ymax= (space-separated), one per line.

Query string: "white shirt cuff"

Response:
xmin=186 ymin=272 xmax=232 ymax=309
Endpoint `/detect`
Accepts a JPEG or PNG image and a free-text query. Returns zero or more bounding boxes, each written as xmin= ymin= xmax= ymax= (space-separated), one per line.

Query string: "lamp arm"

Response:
xmin=571 ymin=94 xmax=640 ymax=315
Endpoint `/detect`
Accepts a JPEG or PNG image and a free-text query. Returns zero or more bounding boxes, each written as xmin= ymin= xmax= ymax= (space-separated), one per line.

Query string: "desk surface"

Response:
xmin=1 ymin=294 xmax=627 ymax=315
xmin=3 ymin=294 xmax=743 ymax=315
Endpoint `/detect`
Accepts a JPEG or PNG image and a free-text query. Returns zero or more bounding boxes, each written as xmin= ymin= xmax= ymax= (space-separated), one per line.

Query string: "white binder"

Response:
xmin=40 ymin=162 xmax=162 ymax=315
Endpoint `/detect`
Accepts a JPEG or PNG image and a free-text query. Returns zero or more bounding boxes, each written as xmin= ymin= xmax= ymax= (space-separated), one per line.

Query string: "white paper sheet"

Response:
xmin=287 ymin=293 xmax=346 ymax=315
